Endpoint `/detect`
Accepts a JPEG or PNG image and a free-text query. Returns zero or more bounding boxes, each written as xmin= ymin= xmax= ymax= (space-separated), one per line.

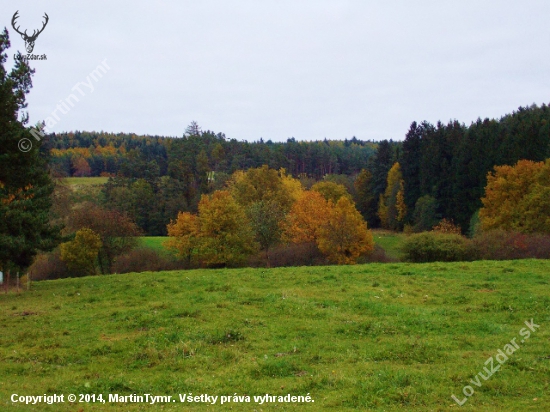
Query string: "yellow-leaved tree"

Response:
xmin=317 ymin=197 xmax=374 ymax=264
xmin=378 ymin=162 xmax=406 ymax=230
xmin=197 ymin=191 xmax=258 ymax=267
xmin=60 ymin=228 xmax=102 ymax=276
xmin=311 ymin=181 xmax=352 ymax=204
xmin=229 ymin=166 xmax=303 ymax=262
xmin=279 ymin=168 xmax=304 ymax=205
xmin=229 ymin=165 xmax=301 ymax=213
xmin=166 ymin=212 xmax=200 ymax=267
xmin=480 ymin=159 xmax=550 ymax=233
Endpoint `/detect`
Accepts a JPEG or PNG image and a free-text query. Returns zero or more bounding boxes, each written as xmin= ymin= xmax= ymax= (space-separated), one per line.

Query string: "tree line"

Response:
xmin=2 ymin=21 xmax=550 ymax=278
xmin=357 ymin=106 xmax=550 ymax=233
xmin=402 ymin=107 xmax=550 ymax=232
xmin=46 ymin=125 xmax=378 ymax=180
xmin=49 ymin=103 xmax=550 ymax=238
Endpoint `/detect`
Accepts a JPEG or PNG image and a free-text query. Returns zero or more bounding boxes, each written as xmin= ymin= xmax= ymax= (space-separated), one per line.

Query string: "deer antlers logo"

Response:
xmin=11 ymin=11 xmax=49 ymax=53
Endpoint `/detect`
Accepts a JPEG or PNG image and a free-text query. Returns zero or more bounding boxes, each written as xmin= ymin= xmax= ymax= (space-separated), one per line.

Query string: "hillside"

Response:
xmin=1 ymin=260 xmax=549 ymax=411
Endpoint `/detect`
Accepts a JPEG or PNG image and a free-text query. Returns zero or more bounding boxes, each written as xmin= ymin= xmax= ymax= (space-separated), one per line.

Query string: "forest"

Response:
xmin=2 ymin=28 xmax=550 ymax=278
xmin=43 ymin=104 xmax=550 ymax=238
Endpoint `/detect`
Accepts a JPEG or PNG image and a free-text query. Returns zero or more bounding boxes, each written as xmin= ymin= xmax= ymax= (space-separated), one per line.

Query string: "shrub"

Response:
xmin=472 ymin=230 xmax=550 ymax=260
xmin=468 ymin=210 xmax=481 ymax=238
xmin=402 ymin=232 xmax=474 ymax=263
xmin=249 ymin=242 xmax=326 ymax=268
xmin=432 ymin=218 xmax=462 ymax=235
xmin=356 ymin=244 xmax=395 ymax=263
xmin=27 ymin=250 xmax=70 ymax=280
xmin=526 ymin=234 xmax=550 ymax=259
xmin=68 ymin=203 xmax=141 ymax=274
xmin=112 ymin=248 xmax=186 ymax=274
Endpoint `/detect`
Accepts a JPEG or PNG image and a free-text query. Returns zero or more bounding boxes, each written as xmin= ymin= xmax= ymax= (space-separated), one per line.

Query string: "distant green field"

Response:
xmin=61 ymin=177 xmax=109 ymax=203
xmin=64 ymin=177 xmax=110 ymax=186
xmin=141 ymin=233 xmax=407 ymax=262
xmin=140 ymin=237 xmax=170 ymax=254
xmin=372 ymin=230 xmax=406 ymax=261
xmin=1 ymin=260 xmax=549 ymax=411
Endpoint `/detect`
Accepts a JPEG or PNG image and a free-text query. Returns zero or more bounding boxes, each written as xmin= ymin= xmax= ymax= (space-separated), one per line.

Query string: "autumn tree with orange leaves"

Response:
xmin=282 ymin=190 xmax=373 ymax=264
xmin=281 ymin=190 xmax=330 ymax=244
xmin=166 ymin=212 xmax=200 ymax=267
xmin=317 ymin=197 xmax=374 ymax=264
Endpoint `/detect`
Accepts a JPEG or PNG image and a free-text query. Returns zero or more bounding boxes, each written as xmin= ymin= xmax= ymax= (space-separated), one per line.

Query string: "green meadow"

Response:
xmin=62 ymin=177 xmax=110 ymax=204
xmin=1 ymin=260 xmax=549 ymax=411
xmin=139 ymin=237 xmax=170 ymax=255
xmin=139 ymin=230 xmax=407 ymax=261
xmin=371 ymin=230 xmax=407 ymax=261
xmin=64 ymin=177 xmax=110 ymax=186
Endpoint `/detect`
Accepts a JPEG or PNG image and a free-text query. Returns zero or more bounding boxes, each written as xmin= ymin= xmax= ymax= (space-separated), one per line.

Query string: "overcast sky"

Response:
xmin=2 ymin=0 xmax=550 ymax=142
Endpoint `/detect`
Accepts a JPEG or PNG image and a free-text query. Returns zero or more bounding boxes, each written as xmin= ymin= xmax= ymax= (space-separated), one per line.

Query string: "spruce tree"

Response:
xmin=0 ymin=29 xmax=60 ymax=274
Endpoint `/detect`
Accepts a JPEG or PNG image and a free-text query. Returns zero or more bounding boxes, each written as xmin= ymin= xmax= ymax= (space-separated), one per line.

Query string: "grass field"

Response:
xmin=140 ymin=237 xmax=170 ymax=255
xmin=61 ymin=177 xmax=109 ymax=204
xmin=1 ymin=260 xmax=549 ymax=411
xmin=372 ymin=230 xmax=407 ymax=261
xmin=64 ymin=177 xmax=110 ymax=186
xmin=140 ymin=232 xmax=408 ymax=262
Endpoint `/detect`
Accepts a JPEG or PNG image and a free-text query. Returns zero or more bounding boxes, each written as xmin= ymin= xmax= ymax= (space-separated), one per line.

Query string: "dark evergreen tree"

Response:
xmin=367 ymin=140 xmax=396 ymax=226
xmin=353 ymin=169 xmax=377 ymax=227
xmin=401 ymin=122 xmax=424 ymax=221
xmin=0 ymin=29 xmax=60 ymax=273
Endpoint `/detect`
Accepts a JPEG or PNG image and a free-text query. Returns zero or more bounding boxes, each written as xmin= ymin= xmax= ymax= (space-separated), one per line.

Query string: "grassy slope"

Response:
xmin=140 ymin=231 xmax=408 ymax=261
xmin=1 ymin=261 xmax=549 ymax=411
xmin=140 ymin=237 xmax=170 ymax=254
xmin=64 ymin=177 xmax=110 ymax=186
xmin=61 ymin=177 xmax=109 ymax=204
xmin=372 ymin=230 xmax=407 ymax=261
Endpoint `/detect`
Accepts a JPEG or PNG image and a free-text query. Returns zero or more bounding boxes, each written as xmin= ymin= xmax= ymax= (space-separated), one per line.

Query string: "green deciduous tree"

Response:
xmin=246 ymin=200 xmax=284 ymax=266
xmin=60 ymin=228 xmax=102 ymax=276
xmin=197 ymin=191 xmax=258 ymax=267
